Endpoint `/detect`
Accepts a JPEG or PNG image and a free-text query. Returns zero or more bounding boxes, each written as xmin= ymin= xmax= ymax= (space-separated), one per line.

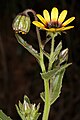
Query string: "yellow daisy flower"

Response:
xmin=32 ymin=7 xmax=75 ymax=32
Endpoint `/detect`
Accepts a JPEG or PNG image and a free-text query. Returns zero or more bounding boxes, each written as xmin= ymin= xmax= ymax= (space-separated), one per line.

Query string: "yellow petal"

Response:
xmin=51 ymin=7 xmax=58 ymax=21
xmin=37 ymin=14 xmax=47 ymax=25
xmin=43 ymin=9 xmax=50 ymax=22
xmin=55 ymin=26 xmax=74 ymax=31
xmin=61 ymin=26 xmax=74 ymax=31
xmin=43 ymin=28 xmax=55 ymax=32
xmin=32 ymin=21 xmax=44 ymax=28
xmin=55 ymin=27 xmax=65 ymax=31
xmin=58 ymin=10 xmax=67 ymax=23
xmin=62 ymin=17 xmax=75 ymax=26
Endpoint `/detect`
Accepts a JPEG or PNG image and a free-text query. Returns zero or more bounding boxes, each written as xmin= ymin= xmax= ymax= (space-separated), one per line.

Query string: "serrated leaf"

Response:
xmin=50 ymin=70 xmax=65 ymax=105
xmin=41 ymin=63 xmax=72 ymax=80
xmin=15 ymin=34 xmax=40 ymax=61
xmin=0 ymin=110 xmax=12 ymax=120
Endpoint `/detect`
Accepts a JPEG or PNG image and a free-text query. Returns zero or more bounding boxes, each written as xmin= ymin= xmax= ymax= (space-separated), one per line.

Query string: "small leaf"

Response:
xmin=41 ymin=63 xmax=72 ymax=80
xmin=55 ymin=41 xmax=62 ymax=52
xmin=0 ymin=110 xmax=12 ymax=120
xmin=15 ymin=34 xmax=40 ymax=61
xmin=50 ymin=70 xmax=65 ymax=105
xmin=51 ymin=41 xmax=62 ymax=63
xmin=40 ymin=92 xmax=45 ymax=102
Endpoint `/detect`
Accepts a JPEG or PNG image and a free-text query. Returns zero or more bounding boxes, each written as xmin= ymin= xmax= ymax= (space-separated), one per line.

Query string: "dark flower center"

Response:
xmin=46 ymin=21 xmax=62 ymax=29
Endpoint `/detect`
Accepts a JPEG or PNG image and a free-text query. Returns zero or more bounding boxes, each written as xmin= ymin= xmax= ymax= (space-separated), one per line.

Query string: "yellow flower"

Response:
xmin=32 ymin=7 xmax=75 ymax=32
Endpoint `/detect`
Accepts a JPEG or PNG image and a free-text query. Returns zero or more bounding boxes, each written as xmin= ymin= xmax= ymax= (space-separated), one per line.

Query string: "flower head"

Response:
xmin=32 ymin=7 xmax=75 ymax=32
xmin=12 ymin=14 xmax=31 ymax=34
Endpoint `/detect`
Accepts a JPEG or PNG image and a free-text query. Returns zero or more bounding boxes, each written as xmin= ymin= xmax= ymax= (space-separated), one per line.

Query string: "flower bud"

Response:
xmin=12 ymin=13 xmax=31 ymax=34
xmin=59 ymin=48 xmax=68 ymax=64
xmin=16 ymin=95 xmax=40 ymax=120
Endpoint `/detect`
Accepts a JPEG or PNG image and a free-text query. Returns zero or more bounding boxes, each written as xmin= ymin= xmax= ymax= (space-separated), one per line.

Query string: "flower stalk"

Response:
xmin=23 ymin=9 xmax=42 ymax=49
xmin=12 ymin=6 xmax=75 ymax=120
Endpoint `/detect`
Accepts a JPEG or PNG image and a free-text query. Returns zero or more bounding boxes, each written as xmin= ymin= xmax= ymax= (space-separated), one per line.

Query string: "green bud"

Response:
xmin=16 ymin=95 xmax=40 ymax=120
xmin=59 ymin=48 xmax=68 ymax=64
xmin=12 ymin=14 xmax=31 ymax=34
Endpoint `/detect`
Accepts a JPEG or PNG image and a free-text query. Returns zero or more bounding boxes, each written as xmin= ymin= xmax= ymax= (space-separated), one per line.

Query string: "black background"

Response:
xmin=0 ymin=0 xmax=80 ymax=120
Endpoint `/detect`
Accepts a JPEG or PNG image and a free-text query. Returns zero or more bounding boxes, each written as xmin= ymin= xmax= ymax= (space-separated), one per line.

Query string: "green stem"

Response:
xmin=39 ymin=47 xmax=50 ymax=120
xmin=41 ymin=33 xmax=57 ymax=120
xmin=40 ymin=32 xmax=58 ymax=120
xmin=42 ymin=80 xmax=50 ymax=120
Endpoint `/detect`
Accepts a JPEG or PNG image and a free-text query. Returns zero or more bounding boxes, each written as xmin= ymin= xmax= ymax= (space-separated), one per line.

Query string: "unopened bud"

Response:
xmin=12 ymin=13 xmax=31 ymax=34
xmin=16 ymin=95 xmax=40 ymax=120
xmin=59 ymin=48 xmax=68 ymax=64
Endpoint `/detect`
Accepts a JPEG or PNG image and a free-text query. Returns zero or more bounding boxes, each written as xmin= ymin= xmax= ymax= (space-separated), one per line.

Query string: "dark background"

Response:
xmin=0 ymin=0 xmax=80 ymax=120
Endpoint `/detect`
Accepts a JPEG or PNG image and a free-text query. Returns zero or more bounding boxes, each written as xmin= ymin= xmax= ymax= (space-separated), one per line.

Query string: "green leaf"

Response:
xmin=40 ymin=92 xmax=45 ymax=102
xmin=15 ymin=105 xmax=26 ymax=120
xmin=51 ymin=41 xmax=62 ymax=63
xmin=50 ymin=70 xmax=65 ymax=105
xmin=55 ymin=41 xmax=62 ymax=52
xmin=41 ymin=63 xmax=72 ymax=80
xmin=15 ymin=34 xmax=40 ymax=61
xmin=40 ymin=69 xmax=67 ymax=104
xmin=0 ymin=110 xmax=12 ymax=120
